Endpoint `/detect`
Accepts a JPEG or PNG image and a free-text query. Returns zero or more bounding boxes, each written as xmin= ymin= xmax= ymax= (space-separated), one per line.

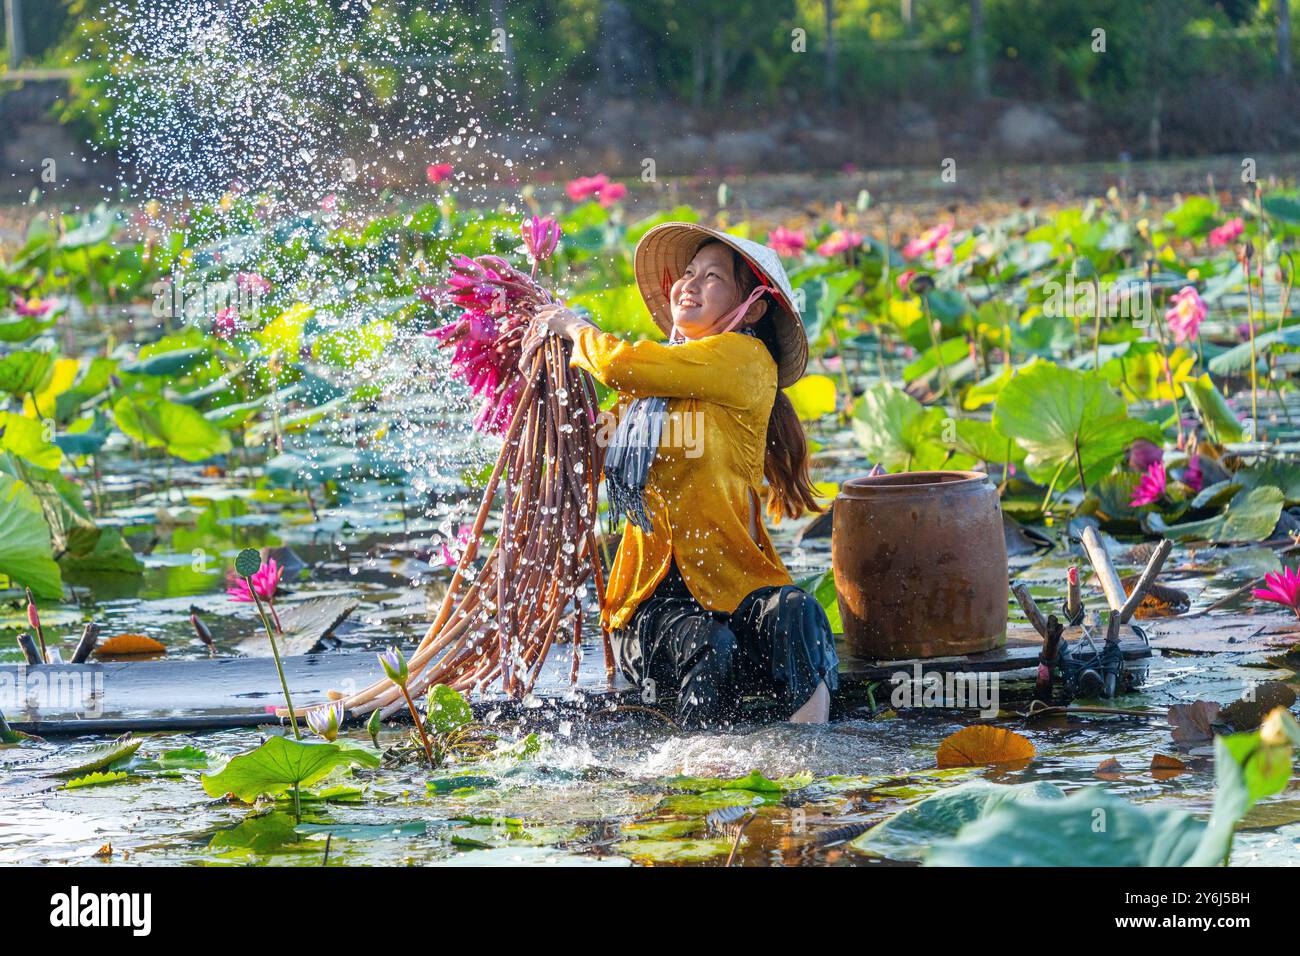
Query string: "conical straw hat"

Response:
xmin=633 ymin=222 xmax=808 ymax=388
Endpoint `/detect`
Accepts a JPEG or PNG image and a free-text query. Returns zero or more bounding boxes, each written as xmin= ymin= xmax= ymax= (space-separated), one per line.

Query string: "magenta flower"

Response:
xmin=767 ymin=227 xmax=807 ymax=258
xmin=1130 ymin=462 xmax=1167 ymax=507
xmin=426 ymin=162 xmax=454 ymax=185
xmin=903 ymin=223 xmax=953 ymax=259
xmin=1165 ymin=287 xmax=1206 ymax=345
xmin=521 ymin=215 xmax=561 ymax=265
xmin=213 ymin=306 xmax=240 ymax=339
xmin=933 ymin=243 xmax=954 ymax=267
xmin=566 ymin=174 xmax=610 ymax=203
xmin=816 ymin=230 xmax=864 ymax=257
xmin=1127 ymin=439 xmax=1164 ymax=472
xmin=235 ymin=272 xmax=271 ymax=296
xmin=425 ymin=254 xmax=554 ymax=434
xmin=1208 ymin=218 xmax=1244 ymax=248
xmin=321 ymin=193 xmax=338 ymax=213
xmin=14 ymin=297 xmax=52 ymax=318
xmin=1182 ymin=455 xmax=1203 ymax=493
xmin=227 ymin=556 xmax=285 ymax=632
xmin=1253 ymin=567 xmax=1300 ymax=619
xmin=438 ymin=524 xmax=473 ymax=567
xmin=896 ymin=270 xmax=917 ymax=292
xmin=596 ymin=181 xmax=627 ymax=206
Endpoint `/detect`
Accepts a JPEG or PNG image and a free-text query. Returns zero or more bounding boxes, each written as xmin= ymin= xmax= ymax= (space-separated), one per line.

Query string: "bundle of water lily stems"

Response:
xmin=332 ymin=252 xmax=612 ymax=721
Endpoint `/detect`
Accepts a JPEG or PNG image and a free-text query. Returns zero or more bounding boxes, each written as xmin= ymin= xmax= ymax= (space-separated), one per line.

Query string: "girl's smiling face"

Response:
xmin=669 ymin=242 xmax=764 ymax=339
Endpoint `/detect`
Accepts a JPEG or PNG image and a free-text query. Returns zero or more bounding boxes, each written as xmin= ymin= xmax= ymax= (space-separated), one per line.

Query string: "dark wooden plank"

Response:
xmin=2 ymin=623 xmax=1151 ymax=734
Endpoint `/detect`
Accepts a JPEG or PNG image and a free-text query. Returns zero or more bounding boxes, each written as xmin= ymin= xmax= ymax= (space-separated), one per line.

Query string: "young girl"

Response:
xmin=534 ymin=223 xmax=839 ymax=728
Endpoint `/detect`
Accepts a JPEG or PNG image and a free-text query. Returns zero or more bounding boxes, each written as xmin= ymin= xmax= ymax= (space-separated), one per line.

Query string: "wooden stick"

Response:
xmin=1011 ymin=582 xmax=1049 ymax=638
xmin=1081 ymin=526 xmax=1127 ymax=612
xmin=70 ymin=622 xmax=101 ymax=664
xmin=16 ymin=632 xmax=42 ymax=665
xmin=1119 ymin=538 xmax=1173 ymax=623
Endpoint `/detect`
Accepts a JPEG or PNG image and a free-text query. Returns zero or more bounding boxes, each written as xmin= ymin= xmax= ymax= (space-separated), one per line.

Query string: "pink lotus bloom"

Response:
xmin=321 ymin=193 xmax=338 ymax=213
xmin=1182 ymin=454 xmax=1203 ymax=493
xmin=227 ymin=556 xmax=284 ymax=632
xmin=768 ymin=227 xmax=807 ymax=258
xmin=14 ymin=297 xmax=52 ymax=317
xmin=1165 ymin=287 xmax=1207 ymax=344
xmin=1208 ymin=218 xmax=1244 ymax=247
xmin=566 ymin=174 xmax=609 ymax=202
xmin=896 ymin=270 xmax=917 ymax=292
xmin=933 ymin=243 xmax=954 ymax=267
xmin=438 ymin=524 xmax=473 ymax=567
xmin=596 ymin=181 xmax=627 ymax=206
xmin=1127 ymin=439 xmax=1163 ymax=472
xmin=903 ymin=223 xmax=953 ymax=259
xmin=1130 ymin=462 xmax=1167 ymax=507
xmin=1253 ymin=567 xmax=1300 ymax=619
xmin=213 ymin=306 xmax=240 ymax=339
xmin=235 ymin=272 xmax=271 ymax=295
xmin=227 ymin=556 xmax=283 ymax=603
xmin=521 ymin=215 xmax=561 ymax=263
xmin=816 ymin=230 xmax=864 ymax=257
xmin=426 ymin=163 xmax=454 ymax=185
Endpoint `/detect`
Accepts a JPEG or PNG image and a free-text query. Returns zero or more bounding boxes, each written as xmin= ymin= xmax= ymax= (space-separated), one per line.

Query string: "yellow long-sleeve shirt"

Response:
xmin=568 ymin=326 xmax=793 ymax=631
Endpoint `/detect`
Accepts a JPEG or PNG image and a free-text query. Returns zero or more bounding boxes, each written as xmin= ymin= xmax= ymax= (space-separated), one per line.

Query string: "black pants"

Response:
xmin=611 ymin=558 xmax=840 ymax=728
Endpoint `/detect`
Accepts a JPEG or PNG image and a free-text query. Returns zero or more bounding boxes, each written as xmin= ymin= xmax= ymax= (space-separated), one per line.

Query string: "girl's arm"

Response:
xmin=535 ymin=306 xmax=763 ymax=408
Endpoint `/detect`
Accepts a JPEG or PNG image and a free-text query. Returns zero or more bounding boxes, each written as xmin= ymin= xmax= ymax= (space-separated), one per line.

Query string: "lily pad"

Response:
xmin=851 ymin=780 xmax=1064 ymax=861
xmin=201 ymin=736 xmax=380 ymax=802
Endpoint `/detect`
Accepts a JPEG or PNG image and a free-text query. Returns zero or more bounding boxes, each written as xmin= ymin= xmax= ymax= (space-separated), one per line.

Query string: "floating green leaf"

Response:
xmin=1147 ymin=486 xmax=1283 ymax=543
xmin=201 ymin=736 xmax=380 ymax=802
xmin=925 ymin=788 xmax=1205 ymax=866
xmin=851 ymin=780 xmax=1064 ymax=861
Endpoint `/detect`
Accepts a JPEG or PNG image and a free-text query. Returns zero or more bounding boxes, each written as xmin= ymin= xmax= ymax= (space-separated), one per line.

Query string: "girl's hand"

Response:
xmin=534 ymin=305 xmax=594 ymax=341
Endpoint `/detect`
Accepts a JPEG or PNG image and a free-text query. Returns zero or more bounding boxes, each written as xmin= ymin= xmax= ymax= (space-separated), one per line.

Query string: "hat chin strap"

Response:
xmin=669 ymin=284 xmax=772 ymax=343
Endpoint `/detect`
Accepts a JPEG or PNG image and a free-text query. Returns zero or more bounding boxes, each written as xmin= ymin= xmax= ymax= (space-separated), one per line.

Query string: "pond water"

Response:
xmin=2 ymin=341 xmax=1298 ymax=867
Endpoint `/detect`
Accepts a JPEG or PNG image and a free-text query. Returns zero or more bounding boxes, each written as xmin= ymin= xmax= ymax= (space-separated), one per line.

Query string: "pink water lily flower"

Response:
xmin=426 ymin=163 xmax=454 ymax=185
xmin=235 ymin=273 xmax=271 ymax=299
xmin=903 ymin=223 xmax=953 ymax=259
xmin=1182 ymin=454 xmax=1203 ymax=493
xmin=767 ymin=227 xmax=807 ymax=258
xmin=1165 ymin=287 xmax=1206 ymax=344
xmin=14 ymin=296 xmax=52 ymax=317
xmin=438 ymin=524 xmax=473 ymax=567
xmin=321 ymin=193 xmax=338 ymax=213
xmin=1253 ymin=567 xmax=1300 ymax=619
xmin=596 ymin=181 xmax=627 ymax=206
xmin=521 ymin=215 xmax=561 ymax=265
xmin=896 ymin=270 xmax=917 ymax=292
xmin=213 ymin=306 xmax=240 ymax=339
xmin=1208 ymin=218 xmax=1244 ymax=247
xmin=816 ymin=230 xmax=863 ymax=257
xmin=227 ymin=556 xmax=285 ymax=632
xmin=933 ymin=243 xmax=954 ymax=267
xmin=1130 ymin=462 xmax=1167 ymax=507
xmin=566 ymin=174 xmax=610 ymax=203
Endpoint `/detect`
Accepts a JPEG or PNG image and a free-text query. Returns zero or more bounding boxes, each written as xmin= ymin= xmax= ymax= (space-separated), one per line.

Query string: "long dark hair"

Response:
xmin=699 ymin=239 xmax=823 ymax=520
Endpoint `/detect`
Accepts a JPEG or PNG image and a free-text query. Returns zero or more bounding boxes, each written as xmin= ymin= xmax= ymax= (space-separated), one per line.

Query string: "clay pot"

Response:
xmin=832 ymin=470 xmax=1007 ymax=660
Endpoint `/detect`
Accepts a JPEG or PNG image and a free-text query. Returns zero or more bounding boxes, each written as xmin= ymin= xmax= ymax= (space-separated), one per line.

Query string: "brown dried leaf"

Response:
xmin=935 ymin=725 xmax=1035 ymax=769
xmin=1095 ymin=757 xmax=1123 ymax=780
xmin=94 ymin=634 xmax=167 ymax=657
xmin=1167 ymin=699 xmax=1221 ymax=745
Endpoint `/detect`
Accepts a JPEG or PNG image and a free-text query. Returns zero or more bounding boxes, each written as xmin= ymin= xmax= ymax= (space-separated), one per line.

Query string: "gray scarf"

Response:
xmin=603 ymin=327 xmax=757 ymax=534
